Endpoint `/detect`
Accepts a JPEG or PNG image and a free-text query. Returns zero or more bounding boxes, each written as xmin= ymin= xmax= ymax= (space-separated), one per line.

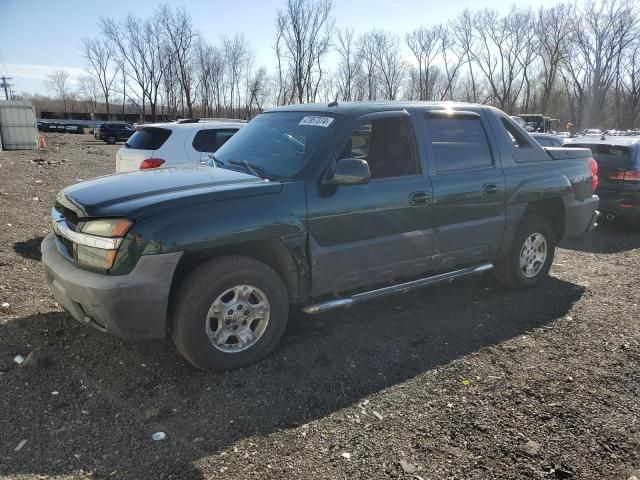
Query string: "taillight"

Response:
xmin=607 ymin=168 xmax=640 ymax=182
xmin=140 ymin=158 xmax=166 ymax=169
xmin=588 ymin=157 xmax=598 ymax=192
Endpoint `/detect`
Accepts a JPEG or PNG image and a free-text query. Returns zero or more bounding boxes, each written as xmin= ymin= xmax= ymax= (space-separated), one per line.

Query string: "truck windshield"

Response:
xmin=214 ymin=112 xmax=336 ymax=178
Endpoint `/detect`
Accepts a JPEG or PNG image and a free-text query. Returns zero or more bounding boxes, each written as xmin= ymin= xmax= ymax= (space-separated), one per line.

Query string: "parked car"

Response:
xmin=565 ymin=137 xmax=640 ymax=229
xmin=95 ymin=123 xmax=135 ymax=144
xmin=530 ymin=133 xmax=565 ymax=147
xmin=115 ymin=119 xmax=244 ymax=172
xmin=42 ymin=101 xmax=599 ymax=371
xmin=583 ymin=129 xmax=603 ymax=137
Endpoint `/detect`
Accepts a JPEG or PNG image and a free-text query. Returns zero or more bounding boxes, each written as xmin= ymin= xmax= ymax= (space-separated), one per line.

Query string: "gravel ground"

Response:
xmin=1 ymin=133 xmax=639 ymax=479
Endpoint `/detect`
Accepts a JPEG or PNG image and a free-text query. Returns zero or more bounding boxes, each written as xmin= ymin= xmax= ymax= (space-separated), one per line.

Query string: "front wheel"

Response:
xmin=495 ymin=215 xmax=556 ymax=289
xmin=106 ymin=135 xmax=116 ymax=144
xmin=171 ymin=256 xmax=289 ymax=371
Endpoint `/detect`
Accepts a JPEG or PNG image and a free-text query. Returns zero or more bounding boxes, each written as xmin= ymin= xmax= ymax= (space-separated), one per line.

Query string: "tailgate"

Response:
xmin=116 ymin=148 xmax=153 ymax=173
xmin=567 ymin=143 xmax=635 ymax=195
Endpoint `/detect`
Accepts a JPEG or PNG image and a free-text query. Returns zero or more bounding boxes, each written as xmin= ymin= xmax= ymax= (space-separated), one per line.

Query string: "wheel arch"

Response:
xmin=521 ymin=197 xmax=566 ymax=242
xmin=499 ymin=197 xmax=566 ymax=258
xmin=167 ymin=238 xmax=309 ymax=334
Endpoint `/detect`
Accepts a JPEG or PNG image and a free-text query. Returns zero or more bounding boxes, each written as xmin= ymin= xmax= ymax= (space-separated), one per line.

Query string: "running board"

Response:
xmin=302 ymin=263 xmax=494 ymax=314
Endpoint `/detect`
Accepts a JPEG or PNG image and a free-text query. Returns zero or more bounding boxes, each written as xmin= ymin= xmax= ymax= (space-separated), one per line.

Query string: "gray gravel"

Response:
xmin=1 ymin=133 xmax=639 ymax=479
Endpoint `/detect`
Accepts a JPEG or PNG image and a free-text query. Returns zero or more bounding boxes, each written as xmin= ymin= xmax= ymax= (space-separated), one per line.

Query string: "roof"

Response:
xmin=264 ymin=100 xmax=488 ymax=116
xmin=565 ymin=136 xmax=640 ymax=147
xmin=139 ymin=121 xmax=245 ymax=130
xmin=530 ymin=133 xmax=563 ymax=139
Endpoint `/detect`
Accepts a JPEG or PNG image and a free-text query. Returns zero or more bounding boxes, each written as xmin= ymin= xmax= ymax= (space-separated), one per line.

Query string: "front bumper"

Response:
xmin=41 ymin=233 xmax=182 ymax=339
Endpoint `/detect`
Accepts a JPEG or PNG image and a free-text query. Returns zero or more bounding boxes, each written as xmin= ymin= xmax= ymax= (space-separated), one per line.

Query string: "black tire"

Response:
xmin=106 ymin=136 xmax=116 ymax=145
xmin=494 ymin=215 xmax=556 ymax=289
xmin=171 ymin=255 xmax=289 ymax=371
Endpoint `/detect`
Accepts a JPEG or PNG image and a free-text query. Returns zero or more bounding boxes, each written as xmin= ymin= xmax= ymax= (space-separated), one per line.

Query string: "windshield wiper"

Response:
xmin=229 ymin=159 xmax=266 ymax=178
xmin=209 ymin=154 xmax=225 ymax=167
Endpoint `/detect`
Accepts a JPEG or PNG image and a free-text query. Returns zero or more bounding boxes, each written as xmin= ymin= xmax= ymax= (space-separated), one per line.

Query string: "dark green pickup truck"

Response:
xmin=42 ymin=102 xmax=599 ymax=371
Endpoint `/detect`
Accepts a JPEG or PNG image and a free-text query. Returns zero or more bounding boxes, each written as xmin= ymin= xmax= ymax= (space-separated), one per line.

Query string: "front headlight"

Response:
xmin=81 ymin=218 xmax=133 ymax=237
xmin=75 ymin=244 xmax=118 ymax=269
xmin=74 ymin=218 xmax=132 ymax=269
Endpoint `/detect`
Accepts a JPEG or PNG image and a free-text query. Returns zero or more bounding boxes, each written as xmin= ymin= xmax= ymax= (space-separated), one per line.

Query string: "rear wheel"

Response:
xmin=495 ymin=215 xmax=556 ymax=289
xmin=171 ymin=255 xmax=289 ymax=371
xmin=106 ymin=135 xmax=116 ymax=145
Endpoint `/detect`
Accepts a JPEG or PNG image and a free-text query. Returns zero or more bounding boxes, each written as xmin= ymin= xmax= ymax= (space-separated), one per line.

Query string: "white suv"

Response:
xmin=115 ymin=119 xmax=244 ymax=173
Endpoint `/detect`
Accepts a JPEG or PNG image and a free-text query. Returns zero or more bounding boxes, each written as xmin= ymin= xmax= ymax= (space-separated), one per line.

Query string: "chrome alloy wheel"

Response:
xmin=519 ymin=232 xmax=548 ymax=278
xmin=205 ymin=285 xmax=270 ymax=353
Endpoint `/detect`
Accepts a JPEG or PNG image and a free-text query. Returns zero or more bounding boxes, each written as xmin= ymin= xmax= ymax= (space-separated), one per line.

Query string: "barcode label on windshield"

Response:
xmin=299 ymin=116 xmax=334 ymax=128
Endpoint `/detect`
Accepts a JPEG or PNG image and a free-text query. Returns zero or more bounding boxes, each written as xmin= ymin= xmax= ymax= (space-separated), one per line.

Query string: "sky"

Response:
xmin=0 ymin=0 xmax=565 ymax=96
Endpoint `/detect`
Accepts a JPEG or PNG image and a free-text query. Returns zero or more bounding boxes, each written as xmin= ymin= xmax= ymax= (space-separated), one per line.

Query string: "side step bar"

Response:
xmin=303 ymin=263 xmax=494 ymax=314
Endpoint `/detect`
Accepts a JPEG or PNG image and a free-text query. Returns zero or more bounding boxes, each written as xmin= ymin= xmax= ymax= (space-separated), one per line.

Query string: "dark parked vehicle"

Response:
xmin=530 ymin=133 xmax=564 ymax=147
xmin=94 ymin=123 xmax=135 ymax=144
xmin=42 ymin=102 xmax=599 ymax=371
xmin=565 ymin=137 xmax=640 ymax=229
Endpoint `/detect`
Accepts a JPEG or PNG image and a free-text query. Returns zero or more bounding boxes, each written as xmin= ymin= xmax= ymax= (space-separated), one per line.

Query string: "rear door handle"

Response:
xmin=409 ymin=191 xmax=430 ymax=206
xmin=483 ymin=184 xmax=500 ymax=195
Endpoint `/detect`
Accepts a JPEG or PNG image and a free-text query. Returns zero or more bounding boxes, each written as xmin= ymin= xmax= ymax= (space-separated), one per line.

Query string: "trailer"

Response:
xmin=0 ymin=100 xmax=39 ymax=150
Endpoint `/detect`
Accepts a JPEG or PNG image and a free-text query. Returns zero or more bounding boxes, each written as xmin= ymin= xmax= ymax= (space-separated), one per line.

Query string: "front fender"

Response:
xmin=111 ymin=182 xmax=307 ymax=275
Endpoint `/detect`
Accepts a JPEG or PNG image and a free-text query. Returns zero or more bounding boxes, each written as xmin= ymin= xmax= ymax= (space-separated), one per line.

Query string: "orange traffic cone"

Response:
xmin=38 ymin=134 xmax=47 ymax=150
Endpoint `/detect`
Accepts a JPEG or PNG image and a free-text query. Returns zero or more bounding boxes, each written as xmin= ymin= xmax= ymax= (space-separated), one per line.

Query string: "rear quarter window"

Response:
xmin=126 ymin=127 xmax=172 ymax=150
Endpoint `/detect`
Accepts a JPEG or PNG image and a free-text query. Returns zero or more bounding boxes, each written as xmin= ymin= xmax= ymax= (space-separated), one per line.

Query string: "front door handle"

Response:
xmin=409 ymin=191 xmax=430 ymax=206
xmin=483 ymin=184 xmax=500 ymax=195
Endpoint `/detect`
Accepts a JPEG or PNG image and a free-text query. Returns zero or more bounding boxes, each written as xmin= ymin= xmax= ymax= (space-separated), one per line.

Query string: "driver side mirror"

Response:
xmin=324 ymin=158 xmax=371 ymax=185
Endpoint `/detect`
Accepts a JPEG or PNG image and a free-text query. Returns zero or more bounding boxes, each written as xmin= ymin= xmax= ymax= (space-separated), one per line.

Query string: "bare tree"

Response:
xmin=451 ymin=10 xmax=479 ymax=102
xmin=371 ymin=31 xmax=406 ymax=100
xmin=244 ymin=67 xmax=269 ymax=118
xmin=275 ymin=0 xmax=334 ymax=104
xmin=157 ymin=5 xmax=198 ymax=117
xmin=564 ymin=0 xmax=640 ymax=127
xmin=335 ymin=29 xmax=362 ymax=101
xmin=439 ymin=28 xmax=464 ymax=100
xmin=616 ymin=41 xmax=640 ymax=127
xmin=100 ymin=12 xmax=167 ymax=122
xmin=358 ymin=31 xmax=380 ymax=100
xmin=406 ymin=25 xmax=441 ymax=100
xmin=223 ymin=34 xmax=250 ymax=116
xmin=77 ymin=75 xmax=100 ymax=114
xmin=80 ymin=37 xmax=118 ymax=118
xmin=534 ymin=3 xmax=573 ymax=113
xmin=471 ymin=8 xmax=533 ymax=112
xmin=46 ymin=70 xmax=72 ymax=117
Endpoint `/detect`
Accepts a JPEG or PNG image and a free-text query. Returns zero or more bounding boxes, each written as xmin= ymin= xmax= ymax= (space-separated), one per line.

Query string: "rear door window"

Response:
xmin=126 ymin=127 xmax=172 ymax=150
xmin=215 ymin=129 xmax=237 ymax=149
xmin=426 ymin=117 xmax=493 ymax=173
xmin=193 ymin=129 xmax=239 ymax=152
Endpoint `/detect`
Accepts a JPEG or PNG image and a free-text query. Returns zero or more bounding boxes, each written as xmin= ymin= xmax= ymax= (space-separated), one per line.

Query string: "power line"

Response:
xmin=0 ymin=76 xmax=13 ymax=100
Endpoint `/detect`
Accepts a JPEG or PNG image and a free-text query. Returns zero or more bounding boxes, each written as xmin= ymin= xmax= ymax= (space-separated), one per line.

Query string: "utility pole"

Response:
xmin=0 ymin=76 xmax=13 ymax=100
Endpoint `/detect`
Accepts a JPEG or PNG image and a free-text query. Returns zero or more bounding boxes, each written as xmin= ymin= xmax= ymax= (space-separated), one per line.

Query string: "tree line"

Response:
xmin=34 ymin=0 xmax=640 ymax=129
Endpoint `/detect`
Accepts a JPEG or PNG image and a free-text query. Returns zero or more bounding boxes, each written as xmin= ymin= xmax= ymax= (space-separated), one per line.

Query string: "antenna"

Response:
xmin=328 ymin=93 xmax=339 ymax=108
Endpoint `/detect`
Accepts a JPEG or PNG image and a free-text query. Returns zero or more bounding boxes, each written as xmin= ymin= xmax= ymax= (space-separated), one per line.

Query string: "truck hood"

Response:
xmin=61 ymin=165 xmax=280 ymax=218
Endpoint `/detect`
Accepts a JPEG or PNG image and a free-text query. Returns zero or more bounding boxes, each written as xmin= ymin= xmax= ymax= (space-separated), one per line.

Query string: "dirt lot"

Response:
xmin=1 ymin=133 xmax=639 ymax=479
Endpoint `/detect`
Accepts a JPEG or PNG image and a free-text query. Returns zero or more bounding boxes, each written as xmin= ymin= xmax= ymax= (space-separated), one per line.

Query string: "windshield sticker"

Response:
xmin=299 ymin=116 xmax=334 ymax=128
